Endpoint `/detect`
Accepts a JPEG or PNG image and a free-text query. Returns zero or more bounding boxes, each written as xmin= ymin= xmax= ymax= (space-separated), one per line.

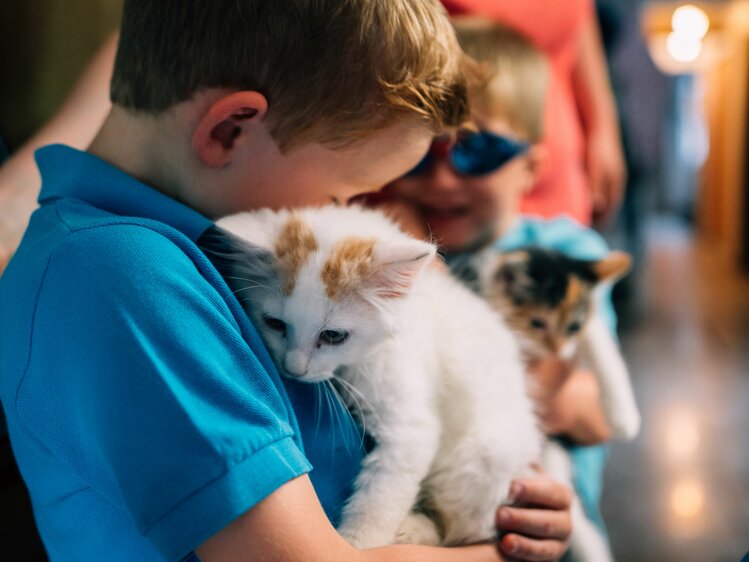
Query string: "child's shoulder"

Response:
xmin=496 ymin=214 xmax=610 ymax=260
xmin=10 ymin=199 xmax=210 ymax=298
xmin=0 ymin=197 xmax=232 ymax=390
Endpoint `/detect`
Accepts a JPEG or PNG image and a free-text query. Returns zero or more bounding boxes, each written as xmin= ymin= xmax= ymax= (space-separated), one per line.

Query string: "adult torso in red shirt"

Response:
xmin=443 ymin=0 xmax=594 ymax=225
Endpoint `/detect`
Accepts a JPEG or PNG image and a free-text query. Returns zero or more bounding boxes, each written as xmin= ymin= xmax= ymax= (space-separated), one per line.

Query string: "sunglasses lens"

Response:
xmin=405 ymin=132 xmax=530 ymax=177
xmin=451 ymin=132 xmax=529 ymax=176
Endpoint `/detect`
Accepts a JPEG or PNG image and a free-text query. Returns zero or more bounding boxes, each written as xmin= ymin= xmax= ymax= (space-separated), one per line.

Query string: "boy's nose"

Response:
xmin=427 ymin=160 xmax=463 ymax=194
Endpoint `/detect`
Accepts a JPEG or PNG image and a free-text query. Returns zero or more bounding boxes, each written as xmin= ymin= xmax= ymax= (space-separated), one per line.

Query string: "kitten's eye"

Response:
xmin=319 ymin=330 xmax=349 ymax=346
xmin=529 ymin=318 xmax=547 ymax=330
xmin=567 ymin=322 xmax=582 ymax=334
xmin=263 ymin=315 xmax=287 ymax=336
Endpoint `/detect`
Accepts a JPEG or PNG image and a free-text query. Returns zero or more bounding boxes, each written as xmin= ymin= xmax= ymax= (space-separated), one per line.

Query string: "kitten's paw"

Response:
xmin=609 ymin=404 xmax=641 ymax=440
xmin=338 ymin=522 xmax=391 ymax=550
xmin=396 ymin=512 xmax=441 ymax=546
xmin=570 ymin=513 xmax=614 ymax=562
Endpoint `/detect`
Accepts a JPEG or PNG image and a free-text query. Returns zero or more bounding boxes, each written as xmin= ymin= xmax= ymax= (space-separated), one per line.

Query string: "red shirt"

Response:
xmin=443 ymin=0 xmax=594 ymax=225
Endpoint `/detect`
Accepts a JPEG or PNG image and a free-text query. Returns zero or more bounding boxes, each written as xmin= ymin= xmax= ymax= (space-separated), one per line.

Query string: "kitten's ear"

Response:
xmin=592 ymin=251 xmax=632 ymax=284
xmin=369 ymin=239 xmax=437 ymax=299
xmin=199 ymin=225 xmax=280 ymax=291
xmin=494 ymin=251 xmax=533 ymax=304
xmin=496 ymin=251 xmax=530 ymax=281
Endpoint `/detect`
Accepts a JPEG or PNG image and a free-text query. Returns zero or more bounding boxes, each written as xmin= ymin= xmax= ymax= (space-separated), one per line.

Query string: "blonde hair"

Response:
xmin=453 ymin=18 xmax=549 ymax=142
xmin=112 ymin=0 xmax=473 ymax=151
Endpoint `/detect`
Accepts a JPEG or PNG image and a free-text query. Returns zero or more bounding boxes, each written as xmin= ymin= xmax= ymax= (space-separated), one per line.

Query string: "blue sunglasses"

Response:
xmin=408 ymin=130 xmax=530 ymax=177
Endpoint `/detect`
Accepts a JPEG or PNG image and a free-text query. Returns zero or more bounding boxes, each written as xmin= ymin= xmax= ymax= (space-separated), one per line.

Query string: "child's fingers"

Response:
xmin=496 ymin=505 xmax=571 ymax=540
xmin=508 ymin=477 xmax=573 ymax=510
xmin=498 ymin=533 xmax=568 ymax=562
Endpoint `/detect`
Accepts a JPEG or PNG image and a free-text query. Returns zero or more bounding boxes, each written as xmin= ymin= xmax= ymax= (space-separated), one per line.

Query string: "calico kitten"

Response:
xmin=475 ymin=247 xmax=641 ymax=439
xmin=463 ymin=246 xmax=641 ymax=562
xmin=212 ymin=206 xmax=542 ymax=549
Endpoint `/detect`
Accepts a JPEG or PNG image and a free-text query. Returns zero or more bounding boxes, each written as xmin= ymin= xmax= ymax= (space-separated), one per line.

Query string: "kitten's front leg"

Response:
xmin=579 ymin=315 xmax=640 ymax=439
xmin=337 ymin=364 xmax=440 ymax=549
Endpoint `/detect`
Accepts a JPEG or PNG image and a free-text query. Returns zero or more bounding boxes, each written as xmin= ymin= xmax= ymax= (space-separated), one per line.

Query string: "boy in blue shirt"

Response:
xmin=380 ymin=18 xmax=620 ymax=548
xmin=0 ymin=2 xmax=573 ymax=561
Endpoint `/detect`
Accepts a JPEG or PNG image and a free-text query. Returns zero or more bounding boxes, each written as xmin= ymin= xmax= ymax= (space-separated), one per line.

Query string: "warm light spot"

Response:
xmin=672 ymin=5 xmax=710 ymax=40
xmin=664 ymin=408 xmax=700 ymax=460
xmin=670 ymin=478 xmax=705 ymax=519
xmin=666 ymin=32 xmax=703 ymax=63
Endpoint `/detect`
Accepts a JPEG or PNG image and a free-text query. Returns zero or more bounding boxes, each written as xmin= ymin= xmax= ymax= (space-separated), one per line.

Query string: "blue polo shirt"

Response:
xmin=0 ymin=145 xmax=363 ymax=561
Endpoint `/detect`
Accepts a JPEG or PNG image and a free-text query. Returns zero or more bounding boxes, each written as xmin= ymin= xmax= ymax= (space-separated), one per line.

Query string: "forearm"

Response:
xmin=0 ymin=32 xmax=117 ymax=195
xmin=363 ymin=543 xmax=503 ymax=562
xmin=572 ymin=18 xmax=619 ymax=137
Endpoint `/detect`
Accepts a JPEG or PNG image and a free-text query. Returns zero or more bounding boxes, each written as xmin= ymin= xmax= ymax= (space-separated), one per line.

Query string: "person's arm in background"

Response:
xmin=0 ymin=33 xmax=117 ymax=270
xmin=0 ymin=32 xmax=116 ymax=194
xmin=197 ymin=474 xmax=573 ymax=562
xmin=573 ymin=16 xmax=626 ymax=227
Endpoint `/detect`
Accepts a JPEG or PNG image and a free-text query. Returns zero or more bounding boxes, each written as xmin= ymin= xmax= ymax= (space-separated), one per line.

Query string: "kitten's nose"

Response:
xmin=546 ymin=336 xmax=561 ymax=354
xmin=284 ymin=350 xmax=310 ymax=378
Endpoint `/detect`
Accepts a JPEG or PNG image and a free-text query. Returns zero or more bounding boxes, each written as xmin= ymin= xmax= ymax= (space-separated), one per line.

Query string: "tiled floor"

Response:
xmin=603 ymin=218 xmax=749 ymax=562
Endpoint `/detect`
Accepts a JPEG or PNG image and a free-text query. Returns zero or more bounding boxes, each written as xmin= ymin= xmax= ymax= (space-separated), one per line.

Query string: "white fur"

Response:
xmin=578 ymin=312 xmax=641 ymax=440
xmin=217 ymin=206 xmax=542 ymax=548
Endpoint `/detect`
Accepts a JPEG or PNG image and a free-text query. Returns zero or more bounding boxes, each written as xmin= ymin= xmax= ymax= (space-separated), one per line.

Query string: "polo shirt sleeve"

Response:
xmin=16 ymin=225 xmax=311 ymax=561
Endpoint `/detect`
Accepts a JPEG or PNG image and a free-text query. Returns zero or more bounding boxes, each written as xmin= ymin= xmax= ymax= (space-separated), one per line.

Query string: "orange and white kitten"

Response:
xmin=212 ymin=206 xmax=542 ymax=549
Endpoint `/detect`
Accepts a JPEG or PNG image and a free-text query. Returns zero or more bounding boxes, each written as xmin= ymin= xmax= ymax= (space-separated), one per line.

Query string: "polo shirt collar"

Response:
xmin=36 ymin=144 xmax=212 ymax=241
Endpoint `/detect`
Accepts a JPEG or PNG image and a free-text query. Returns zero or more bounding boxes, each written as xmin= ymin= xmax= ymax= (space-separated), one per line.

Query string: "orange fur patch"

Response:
xmin=322 ymin=237 xmax=377 ymax=300
xmin=275 ymin=215 xmax=319 ymax=294
xmin=593 ymin=251 xmax=632 ymax=282
xmin=562 ymin=277 xmax=583 ymax=311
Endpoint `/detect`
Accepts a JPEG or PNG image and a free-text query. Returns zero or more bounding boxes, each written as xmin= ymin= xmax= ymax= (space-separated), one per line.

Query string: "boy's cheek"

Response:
xmin=381 ymin=177 xmax=424 ymax=200
xmin=424 ymin=210 xmax=492 ymax=252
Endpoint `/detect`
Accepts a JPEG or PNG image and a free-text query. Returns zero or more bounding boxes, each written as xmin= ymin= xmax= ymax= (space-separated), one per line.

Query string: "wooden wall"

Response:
xmin=0 ymin=1 xmax=123 ymax=150
xmin=643 ymin=1 xmax=749 ymax=270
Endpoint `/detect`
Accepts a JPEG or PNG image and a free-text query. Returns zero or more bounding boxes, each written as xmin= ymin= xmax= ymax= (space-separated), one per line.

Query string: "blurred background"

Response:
xmin=0 ymin=1 xmax=747 ymax=561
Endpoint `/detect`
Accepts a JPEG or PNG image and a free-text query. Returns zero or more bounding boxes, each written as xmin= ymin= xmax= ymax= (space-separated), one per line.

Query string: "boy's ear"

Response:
xmin=522 ymin=144 xmax=548 ymax=194
xmin=192 ymin=91 xmax=269 ymax=167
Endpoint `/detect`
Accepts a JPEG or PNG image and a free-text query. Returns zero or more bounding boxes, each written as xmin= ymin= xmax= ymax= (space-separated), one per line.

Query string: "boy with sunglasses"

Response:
xmin=379 ymin=18 xmax=619 ymax=548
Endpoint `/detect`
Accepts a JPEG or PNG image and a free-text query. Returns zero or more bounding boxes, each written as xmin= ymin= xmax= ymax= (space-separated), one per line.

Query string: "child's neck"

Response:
xmin=497 ymin=215 xmax=521 ymax=237
xmin=88 ymin=106 xmax=200 ymax=214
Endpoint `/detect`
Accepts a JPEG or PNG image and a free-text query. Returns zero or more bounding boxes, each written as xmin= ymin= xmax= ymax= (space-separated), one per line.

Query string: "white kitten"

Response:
xmin=214 ymin=205 xmax=542 ymax=548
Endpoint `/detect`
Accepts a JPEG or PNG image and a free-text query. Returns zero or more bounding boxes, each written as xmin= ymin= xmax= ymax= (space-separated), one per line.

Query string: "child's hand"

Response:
xmin=587 ymin=125 xmax=627 ymax=227
xmin=530 ymin=361 xmax=613 ymax=445
xmin=496 ymin=474 xmax=572 ymax=561
xmin=527 ymin=357 xmax=573 ymax=403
